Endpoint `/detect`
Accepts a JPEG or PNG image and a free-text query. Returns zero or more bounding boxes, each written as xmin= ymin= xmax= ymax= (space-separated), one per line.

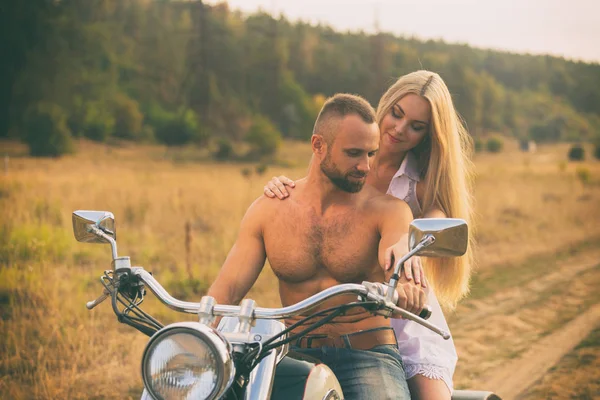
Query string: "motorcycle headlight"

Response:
xmin=142 ymin=322 xmax=235 ymax=400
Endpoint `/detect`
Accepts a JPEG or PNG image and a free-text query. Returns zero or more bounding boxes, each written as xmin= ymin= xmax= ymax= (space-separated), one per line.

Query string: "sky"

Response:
xmin=208 ymin=0 xmax=600 ymax=63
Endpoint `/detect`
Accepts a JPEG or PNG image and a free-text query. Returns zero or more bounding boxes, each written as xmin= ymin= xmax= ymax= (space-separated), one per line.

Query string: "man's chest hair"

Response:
xmin=265 ymin=206 xmax=380 ymax=283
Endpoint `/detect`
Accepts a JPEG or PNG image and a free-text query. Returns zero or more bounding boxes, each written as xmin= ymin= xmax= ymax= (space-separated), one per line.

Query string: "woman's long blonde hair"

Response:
xmin=376 ymin=70 xmax=475 ymax=310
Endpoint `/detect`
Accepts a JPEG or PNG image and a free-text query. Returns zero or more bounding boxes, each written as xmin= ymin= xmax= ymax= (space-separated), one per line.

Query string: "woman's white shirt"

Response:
xmin=387 ymin=151 xmax=457 ymax=393
xmin=391 ymin=287 xmax=457 ymax=392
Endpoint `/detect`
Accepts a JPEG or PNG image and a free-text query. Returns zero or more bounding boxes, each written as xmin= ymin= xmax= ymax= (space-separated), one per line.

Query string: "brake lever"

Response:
xmin=387 ymin=304 xmax=450 ymax=340
xmin=361 ymin=281 xmax=450 ymax=340
xmin=86 ymin=288 xmax=111 ymax=310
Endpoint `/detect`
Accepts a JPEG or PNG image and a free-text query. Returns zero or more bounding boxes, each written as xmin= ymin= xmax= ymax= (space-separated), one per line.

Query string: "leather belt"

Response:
xmin=295 ymin=327 xmax=397 ymax=351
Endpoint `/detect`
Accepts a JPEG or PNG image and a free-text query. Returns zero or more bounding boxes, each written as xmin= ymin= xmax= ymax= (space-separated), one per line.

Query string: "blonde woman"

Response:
xmin=263 ymin=70 xmax=474 ymax=400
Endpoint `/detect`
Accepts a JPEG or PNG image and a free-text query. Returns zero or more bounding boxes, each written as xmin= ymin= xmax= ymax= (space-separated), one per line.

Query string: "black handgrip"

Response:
xmin=419 ymin=305 xmax=432 ymax=320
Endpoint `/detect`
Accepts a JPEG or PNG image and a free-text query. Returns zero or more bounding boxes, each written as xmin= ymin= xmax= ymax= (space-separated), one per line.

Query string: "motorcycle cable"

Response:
xmin=262 ymin=301 xmax=380 ymax=348
xmin=234 ymin=305 xmax=352 ymax=389
xmin=118 ymin=270 xmax=163 ymax=329
xmin=244 ymin=301 xmax=379 ymax=369
xmin=117 ymin=292 xmax=162 ymax=331
xmin=109 ymin=271 xmax=163 ymax=337
xmin=240 ymin=306 xmax=348 ymax=368
xmin=111 ymin=290 xmax=160 ymax=337
xmin=243 ymin=308 xmax=345 ymax=369
xmin=244 ymin=301 xmax=378 ymax=370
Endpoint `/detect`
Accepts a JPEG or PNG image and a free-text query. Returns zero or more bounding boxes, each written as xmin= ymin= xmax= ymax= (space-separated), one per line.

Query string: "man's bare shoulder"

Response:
xmin=246 ymin=189 xmax=299 ymax=221
xmin=246 ymin=194 xmax=282 ymax=217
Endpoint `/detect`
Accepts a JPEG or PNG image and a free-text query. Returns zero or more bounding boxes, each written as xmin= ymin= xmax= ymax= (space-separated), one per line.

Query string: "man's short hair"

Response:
xmin=313 ymin=94 xmax=376 ymax=144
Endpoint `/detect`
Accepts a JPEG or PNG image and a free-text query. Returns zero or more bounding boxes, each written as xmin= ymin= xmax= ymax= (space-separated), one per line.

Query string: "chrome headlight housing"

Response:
xmin=142 ymin=322 xmax=235 ymax=400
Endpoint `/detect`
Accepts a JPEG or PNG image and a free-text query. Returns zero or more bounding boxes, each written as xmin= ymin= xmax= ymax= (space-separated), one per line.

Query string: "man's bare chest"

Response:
xmin=263 ymin=206 xmax=380 ymax=284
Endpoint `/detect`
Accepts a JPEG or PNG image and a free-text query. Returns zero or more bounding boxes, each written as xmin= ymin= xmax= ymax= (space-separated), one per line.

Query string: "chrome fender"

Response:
xmin=271 ymin=351 xmax=343 ymax=400
xmin=304 ymin=363 xmax=343 ymax=399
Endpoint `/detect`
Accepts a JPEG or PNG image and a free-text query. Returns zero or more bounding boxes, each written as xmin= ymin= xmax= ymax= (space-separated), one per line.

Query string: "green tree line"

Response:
xmin=3 ymin=0 xmax=600 ymax=157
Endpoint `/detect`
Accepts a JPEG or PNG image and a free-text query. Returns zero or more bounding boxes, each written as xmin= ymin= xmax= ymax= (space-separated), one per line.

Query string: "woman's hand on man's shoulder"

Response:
xmin=264 ymin=175 xmax=296 ymax=199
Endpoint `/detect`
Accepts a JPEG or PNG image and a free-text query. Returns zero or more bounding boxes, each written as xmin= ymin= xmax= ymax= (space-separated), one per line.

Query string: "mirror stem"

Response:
xmin=386 ymin=234 xmax=435 ymax=302
xmin=89 ymin=225 xmax=118 ymax=260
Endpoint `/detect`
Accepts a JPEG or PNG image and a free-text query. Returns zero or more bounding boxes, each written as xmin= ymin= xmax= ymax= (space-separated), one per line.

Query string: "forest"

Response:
xmin=3 ymin=0 xmax=600 ymax=157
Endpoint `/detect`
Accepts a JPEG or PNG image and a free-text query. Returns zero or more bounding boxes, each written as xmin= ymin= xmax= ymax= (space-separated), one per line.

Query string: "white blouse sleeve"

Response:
xmin=391 ymin=286 xmax=457 ymax=393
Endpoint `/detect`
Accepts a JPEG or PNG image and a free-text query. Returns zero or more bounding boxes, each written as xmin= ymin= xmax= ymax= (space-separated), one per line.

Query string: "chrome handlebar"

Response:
xmin=131 ymin=268 xmax=450 ymax=339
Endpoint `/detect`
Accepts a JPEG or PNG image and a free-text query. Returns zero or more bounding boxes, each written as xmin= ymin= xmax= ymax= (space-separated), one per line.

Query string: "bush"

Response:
xmin=112 ymin=94 xmax=143 ymax=140
xmin=82 ymin=103 xmax=115 ymax=142
xmin=568 ymin=144 xmax=585 ymax=161
xmin=594 ymin=141 xmax=600 ymax=160
xmin=486 ymin=136 xmax=504 ymax=153
xmin=529 ymin=121 xmax=561 ymax=143
xmin=213 ymin=137 xmax=233 ymax=160
xmin=145 ymin=102 xmax=173 ymax=129
xmin=245 ymin=115 xmax=282 ymax=158
xmin=240 ymin=167 xmax=252 ymax=178
xmin=24 ymin=103 xmax=74 ymax=157
xmin=255 ymin=163 xmax=268 ymax=175
xmin=149 ymin=105 xmax=207 ymax=146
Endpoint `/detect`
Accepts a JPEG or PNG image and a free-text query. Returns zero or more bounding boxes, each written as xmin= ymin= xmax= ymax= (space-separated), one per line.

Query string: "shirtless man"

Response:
xmin=207 ymin=94 xmax=425 ymax=400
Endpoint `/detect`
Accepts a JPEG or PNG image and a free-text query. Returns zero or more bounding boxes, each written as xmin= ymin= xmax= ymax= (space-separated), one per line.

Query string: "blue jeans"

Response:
xmin=292 ymin=344 xmax=411 ymax=400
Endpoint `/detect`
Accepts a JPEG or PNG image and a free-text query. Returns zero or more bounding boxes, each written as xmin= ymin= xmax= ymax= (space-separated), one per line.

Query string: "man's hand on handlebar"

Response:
xmin=394 ymin=280 xmax=427 ymax=317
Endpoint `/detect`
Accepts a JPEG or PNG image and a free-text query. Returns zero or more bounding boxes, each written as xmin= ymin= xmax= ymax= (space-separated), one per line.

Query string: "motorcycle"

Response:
xmin=72 ymin=210 xmax=501 ymax=400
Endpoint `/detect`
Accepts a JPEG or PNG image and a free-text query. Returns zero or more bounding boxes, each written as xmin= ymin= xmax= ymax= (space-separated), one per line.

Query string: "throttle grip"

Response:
xmin=419 ymin=305 xmax=432 ymax=320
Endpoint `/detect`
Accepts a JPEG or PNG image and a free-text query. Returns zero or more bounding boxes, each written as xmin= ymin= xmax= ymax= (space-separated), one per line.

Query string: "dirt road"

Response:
xmin=480 ymin=302 xmax=600 ymax=399
xmin=450 ymin=240 xmax=600 ymax=399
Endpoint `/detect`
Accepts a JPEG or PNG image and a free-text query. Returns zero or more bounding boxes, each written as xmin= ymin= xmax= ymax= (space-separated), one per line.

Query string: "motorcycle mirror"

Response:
xmin=72 ymin=210 xmax=116 ymax=244
xmin=409 ymin=218 xmax=468 ymax=257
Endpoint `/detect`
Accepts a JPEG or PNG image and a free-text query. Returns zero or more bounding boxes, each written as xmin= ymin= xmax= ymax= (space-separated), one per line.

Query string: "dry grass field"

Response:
xmin=1 ymin=138 xmax=599 ymax=399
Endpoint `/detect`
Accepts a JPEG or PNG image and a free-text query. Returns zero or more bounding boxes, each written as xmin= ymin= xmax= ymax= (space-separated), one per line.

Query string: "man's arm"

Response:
xmin=206 ymin=198 xmax=268 ymax=305
xmin=377 ymin=196 xmax=426 ymax=314
xmin=377 ymin=196 xmax=413 ymax=278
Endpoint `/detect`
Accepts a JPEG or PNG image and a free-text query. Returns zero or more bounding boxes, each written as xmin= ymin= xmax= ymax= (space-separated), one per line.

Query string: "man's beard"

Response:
xmin=320 ymin=153 xmax=367 ymax=193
